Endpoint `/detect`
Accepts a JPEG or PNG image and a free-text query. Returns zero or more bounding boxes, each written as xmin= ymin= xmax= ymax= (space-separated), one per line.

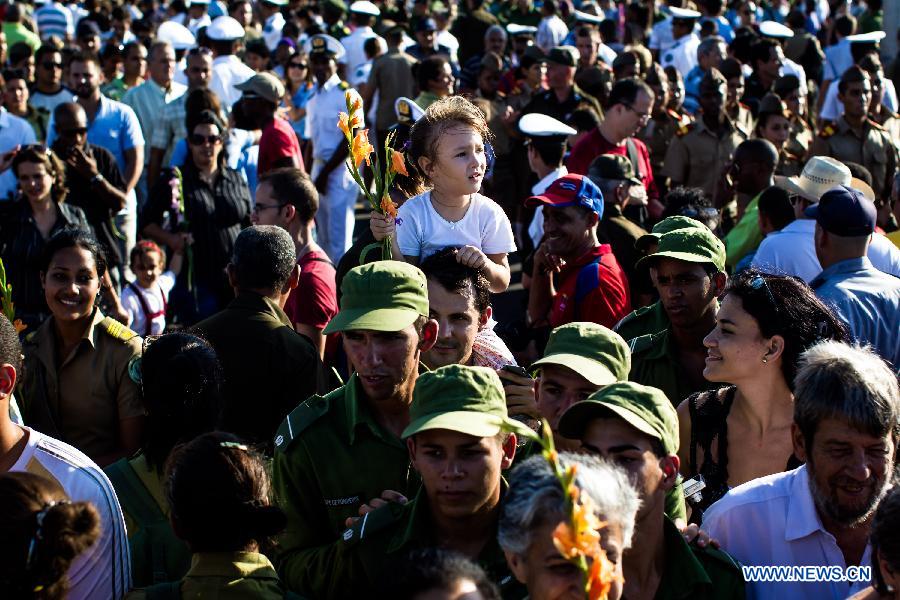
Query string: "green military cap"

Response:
xmin=546 ymin=45 xmax=579 ymax=67
xmin=323 ymin=0 xmax=347 ymax=13
xmin=324 ymin=261 xmax=428 ymax=334
xmin=557 ymin=381 xmax=679 ymax=455
xmin=634 ymin=215 xmax=707 ymax=252
xmin=529 ymin=322 xmax=630 ymax=386
xmin=403 ymin=365 xmax=534 ymax=439
xmin=636 ymin=227 xmax=726 ymax=272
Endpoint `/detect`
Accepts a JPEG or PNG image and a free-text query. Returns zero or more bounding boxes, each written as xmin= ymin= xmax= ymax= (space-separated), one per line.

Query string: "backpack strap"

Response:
xmin=126 ymin=281 xmax=155 ymax=337
xmin=573 ymin=255 xmax=603 ymax=320
xmin=625 ymin=138 xmax=644 ymax=180
xmin=144 ymin=581 xmax=182 ymax=600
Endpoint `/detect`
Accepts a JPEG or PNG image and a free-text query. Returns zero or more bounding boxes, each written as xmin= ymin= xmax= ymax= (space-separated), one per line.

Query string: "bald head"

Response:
xmin=53 ymin=102 xmax=89 ymax=151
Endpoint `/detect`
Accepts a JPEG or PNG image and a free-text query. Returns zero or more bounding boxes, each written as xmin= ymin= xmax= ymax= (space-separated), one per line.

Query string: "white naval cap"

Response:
xmin=573 ymin=10 xmax=604 ymax=25
xmin=846 ymin=31 xmax=886 ymax=44
xmin=349 ymin=0 xmax=380 ymax=16
xmin=759 ymin=21 xmax=793 ymax=38
xmin=506 ymin=23 xmax=537 ymax=36
xmin=156 ymin=21 xmax=197 ymax=50
xmin=518 ymin=113 xmax=577 ymax=137
xmin=306 ymin=34 xmax=346 ymax=60
xmin=262 ymin=0 xmax=289 ymax=5
xmin=206 ymin=15 xmax=245 ymax=41
xmin=669 ymin=6 xmax=701 ymax=19
xmin=395 ymin=97 xmax=425 ymax=124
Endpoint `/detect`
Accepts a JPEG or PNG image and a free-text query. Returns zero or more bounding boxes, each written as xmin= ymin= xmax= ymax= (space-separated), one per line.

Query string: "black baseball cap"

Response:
xmin=805 ymin=185 xmax=876 ymax=237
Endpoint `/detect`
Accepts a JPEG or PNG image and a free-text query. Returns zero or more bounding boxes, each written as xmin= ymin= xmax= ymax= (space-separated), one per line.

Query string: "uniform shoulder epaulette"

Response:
xmin=99 ymin=317 xmax=138 ymax=342
xmin=867 ymin=118 xmax=885 ymax=131
xmin=627 ymin=332 xmax=656 ymax=355
xmin=818 ymin=121 xmax=836 ymax=138
xmin=675 ymin=122 xmax=694 ymax=137
xmin=24 ymin=330 xmax=37 ymax=344
xmin=338 ymin=81 xmax=350 ymax=91
xmin=273 ymin=392 xmax=333 ymax=452
xmin=340 ymin=501 xmax=406 ymax=547
xmin=738 ymin=102 xmax=751 ymax=111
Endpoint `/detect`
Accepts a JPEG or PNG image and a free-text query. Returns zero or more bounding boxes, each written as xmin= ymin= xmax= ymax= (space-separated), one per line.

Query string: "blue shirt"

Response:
xmin=811 ymin=256 xmax=900 ymax=369
xmin=683 ymin=65 xmax=704 ymax=114
xmin=47 ymin=95 xmax=144 ymax=176
xmin=0 ymin=108 xmax=37 ymax=200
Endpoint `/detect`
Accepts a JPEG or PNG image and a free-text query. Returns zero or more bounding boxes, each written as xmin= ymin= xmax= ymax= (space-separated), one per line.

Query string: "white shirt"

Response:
xmin=397 ymin=191 xmax=517 ymax=259
xmin=210 ymin=55 xmax=255 ymax=113
xmin=305 ymin=74 xmax=364 ymax=161
xmin=11 ymin=427 xmax=131 ymax=600
xmin=263 ymin=12 xmax=286 ymax=51
xmin=121 ymin=271 xmax=175 ymax=336
xmin=0 ymin=108 xmax=37 ymax=200
xmin=436 ymin=29 xmax=460 ymax=64
xmin=528 ymin=165 xmax=568 ymax=248
xmin=751 ymin=219 xmax=900 ymax=282
xmin=649 ymin=17 xmax=674 ymax=52
xmin=597 ymin=43 xmax=617 ymax=66
xmin=661 ymin=33 xmax=700 ymax=76
xmin=819 ymin=77 xmax=898 ymax=121
xmin=782 ymin=58 xmax=809 ymax=97
xmin=187 ymin=13 xmax=212 ymax=36
xmin=340 ymin=26 xmax=380 ymax=78
xmin=704 ymin=465 xmax=871 ymax=600
xmin=536 ymin=15 xmax=569 ymax=53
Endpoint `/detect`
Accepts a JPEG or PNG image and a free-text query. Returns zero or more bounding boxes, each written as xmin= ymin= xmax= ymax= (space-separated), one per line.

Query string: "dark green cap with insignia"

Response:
xmin=529 ymin=322 xmax=630 ymax=385
xmin=636 ymin=227 xmax=726 ymax=272
xmin=634 ymin=215 xmax=708 ymax=253
xmin=557 ymin=381 xmax=679 ymax=455
xmin=323 ymin=261 xmax=429 ymax=334
xmin=403 ymin=365 xmax=535 ymax=439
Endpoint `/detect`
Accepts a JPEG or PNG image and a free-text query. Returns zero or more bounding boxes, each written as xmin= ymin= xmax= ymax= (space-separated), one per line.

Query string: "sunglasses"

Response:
xmin=289 ymin=62 xmax=308 ymax=69
xmin=189 ymin=134 xmax=222 ymax=145
xmin=749 ymin=275 xmax=780 ymax=320
xmin=61 ymin=127 xmax=88 ymax=136
xmin=41 ymin=61 xmax=63 ymax=70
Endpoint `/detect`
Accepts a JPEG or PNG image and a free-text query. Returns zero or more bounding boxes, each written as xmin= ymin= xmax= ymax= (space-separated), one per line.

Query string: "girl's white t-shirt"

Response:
xmin=121 ymin=271 xmax=176 ymax=335
xmin=396 ymin=191 xmax=517 ymax=259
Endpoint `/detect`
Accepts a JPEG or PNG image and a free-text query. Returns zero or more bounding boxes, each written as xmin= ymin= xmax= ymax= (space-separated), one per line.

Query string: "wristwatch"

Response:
xmin=89 ymin=173 xmax=104 ymax=186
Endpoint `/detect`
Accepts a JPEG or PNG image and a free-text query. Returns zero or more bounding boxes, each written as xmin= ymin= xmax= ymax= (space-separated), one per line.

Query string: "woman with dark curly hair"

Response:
xmin=0 ymin=146 xmax=90 ymax=329
xmin=0 ymin=471 xmax=101 ymax=600
xmin=676 ymin=269 xmax=850 ymax=520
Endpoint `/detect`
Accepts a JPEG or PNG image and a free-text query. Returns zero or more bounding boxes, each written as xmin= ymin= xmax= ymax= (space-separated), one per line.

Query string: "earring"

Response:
xmin=762 ymin=357 xmax=768 ymax=363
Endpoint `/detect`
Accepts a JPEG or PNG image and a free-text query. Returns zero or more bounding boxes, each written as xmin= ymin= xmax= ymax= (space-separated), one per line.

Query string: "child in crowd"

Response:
xmin=370 ymin=96 xmax=516 ymax=293
xmin=121 ymin=240 xmax=184 ymax=336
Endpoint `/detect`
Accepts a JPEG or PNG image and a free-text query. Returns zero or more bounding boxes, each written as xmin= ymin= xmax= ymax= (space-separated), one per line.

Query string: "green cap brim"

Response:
xmin=530 ymin=354 xmax=618 ymax=386
xmin=636 ymin=250 xmax=713 ymax=270
xmin=323 ymin=307 xmax=421 ymax=334
xmin=402 ymin=411 xmax=535 ymax=440
xmin=558 ymin=400 xmax=661 ymax=443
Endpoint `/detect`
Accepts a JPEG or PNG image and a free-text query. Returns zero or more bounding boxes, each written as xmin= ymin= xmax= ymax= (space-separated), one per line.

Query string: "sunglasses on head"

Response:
xmin=189 ymin=133 xmax=222 ymax=145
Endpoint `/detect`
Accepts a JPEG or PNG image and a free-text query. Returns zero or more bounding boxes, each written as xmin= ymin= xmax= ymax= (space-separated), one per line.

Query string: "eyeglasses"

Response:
xmin=289 ymin=62 xmax=308 ymax=69
xmin=41 ymin=61 xmax=63 ymax=70
xmin=60 ymin=127 xmax=88 ymax=137
xmin=622 ymin=103 xmax=651 ymax=121
xmin=188 ymin=134 xmax=222 ymax=145
xmin=252 ymin=202 xmax=286 ymax=213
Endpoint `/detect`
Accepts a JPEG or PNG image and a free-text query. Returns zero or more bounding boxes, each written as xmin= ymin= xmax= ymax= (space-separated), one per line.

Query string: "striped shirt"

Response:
xmin=34 ymin=2 xmax=74 ymax=40
xmin=11 ymin=427 xmax=131 ymax=599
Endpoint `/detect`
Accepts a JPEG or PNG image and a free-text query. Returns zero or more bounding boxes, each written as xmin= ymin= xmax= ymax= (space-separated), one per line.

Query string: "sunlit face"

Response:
xmin=576 ymin=35 xmax=597 ymax=65
xmin=618 ymin=90 xmax=652 ymax=137
xmin=123 ymin=44 xmax=148 ymax=79
xmin=287 ymin=56 xmax=309 ymax=85
xmin=703 ymin=293 xmax=771 ymax=384
xmin=185 ymin=53 xmax=212 ymax=89
xmin=757 ymin=46 xmax=784 ymax=81
xmin=429 ymin=62 xmax=455 ymax=96
xmin=70 ymin=59 xmax=100 ymax=98
xmin=416 ymin=29 xmax=437 ymax=48
xmin=422 ymin=279 xmax=486 ymax=369
xmin=131 ymin=250 xmax=164 ymax=289
xmin=542 ymin=205 xmax=596 ymax=258
xmin=799 ymin=418 xmax=895 ymax=527
xmin=650 ymin=258 xmax=718 ymax=329
xmin=839 ymin=79 xmax=872 ymax=119
xmin=311 ymin=53 xmax=336 ymax=84
xmin=536 ymin=364 xmax=599 ymax=431
xmin=506 ymin=519 xmax=624 ymax=600
xmin=667 ymin=76 xmax=685 ymax=110
xmin=782 ymin=87 xmax=803 ymax=116
xmin=648 ymin=80 xmax=669 ymax=114
xmin=698 ymin=80 xmax=726 ymax=115
xmin=246 ymin=52 xmax=269 ymax=72
xmin=547 ymin=62 xmax=575 ymax=90
xmin=149 ymin=44 xmax=176 ymax=85
xmin=16 ymin=161 xmax=54 ymax=203
xmin=188 ymin=123 xmax=223 ymax=169
xmin=37 ymin=51 xmax=63 ymax=87
xmin=702 ymin=43 xmax=726 ymax=71
xmin=759 ymin=114 xmax=790 ymax=149
xmin=526 ymin=61 xmax=546 ymax=88
xmin=485 ymin=31 xmax=506 ymax=55
xmin=250 ymin=181 xmax=288 ymax=227
xmin=409 ymin=429 xmax=513 ymax=520
xmin=231 ymin=1 xmax=253 ymax=26
xmin=342 ymin=324 xmax=422 ymax=402
xmin=477 ymin=68 xmax=500 ymax=96
xmin=725 ymin=76 xmax=744 ymax=106
xmin=421 ymin=125 xmax=486 ymax=197
xmin=41 ymin=246 xmax=101 ymax=323
xmin=3 ymin=77 xmax=27 ymax=111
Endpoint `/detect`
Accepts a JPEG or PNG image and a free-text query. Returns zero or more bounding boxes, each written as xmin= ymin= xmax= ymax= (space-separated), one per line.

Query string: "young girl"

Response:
xmin=121 ymin=241 xmax=184 ymax=336
xmin=371 ymin=96 xmax=515 ymax=293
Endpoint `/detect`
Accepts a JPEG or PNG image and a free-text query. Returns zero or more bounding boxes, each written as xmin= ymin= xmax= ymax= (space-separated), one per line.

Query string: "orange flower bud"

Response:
xmin=350 ymin=129 xmax=374 ymax=168
xmin=389 ymin=149 xmax=408 ymax=176
xmin=337 ymin=112 xmax=351 ymax=137
xmin=380 ymin=193 xmax=398 ymax=218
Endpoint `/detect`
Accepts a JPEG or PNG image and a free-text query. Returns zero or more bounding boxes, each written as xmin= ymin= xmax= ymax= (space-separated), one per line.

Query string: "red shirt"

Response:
xmin=257 ymin=116 xmax=304 ymax=177
xmin=550 ymin=244 xmax=631 ymax=329
xmin=284 ymin=250 xmax=338 ymax=330
xmin=566 ymin=129 xmax=659 ymax=201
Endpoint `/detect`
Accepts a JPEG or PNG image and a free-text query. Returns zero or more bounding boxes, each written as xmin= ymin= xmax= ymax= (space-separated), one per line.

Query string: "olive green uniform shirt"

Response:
xmin=272 ymin=374 xmax=418 ymax=595
xmin=614 ymin=301 xmax=670 ymax=342
xmin=811 ymin=116 xmax=898 ymax=199
xmin=655 ymin=516 xmax=746 ymax=599
xmin=628 ymin=329 xmax=718 ymax=408
xmin=661 ymin=116 xmax=748 ymax=197
xmin=638 ymin=108 xmax=693 ymax=177
xmin=329 ymin=486 xmax=526 ymax=599
xmin=21 ymin=309 xmax=144 ymax=461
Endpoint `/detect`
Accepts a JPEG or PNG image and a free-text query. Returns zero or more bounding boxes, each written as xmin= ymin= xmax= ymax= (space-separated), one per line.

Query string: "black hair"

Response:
xmin=570 ymin=107 xmax=600 ymax=132
xmin=39 ymin=228 xmax=107 ymax=279
xmin=420 ymin=247 xmax=491 ymax=315
xmin=607 ymin=77 xmax=653 ymax=109
xmin=757 ymin=186 xmax=795 ymax=232
xmin=230 ymin=225 xmax=296 ymax=292
xmin=244 ymin=38 xmax=270 ymax=59
xmin=871 ymin=486 xmax=900 ymax=596
xmin=729 ymin=31 xmax=757 ymax=65
xmin=8 ymin=42 xmax=33 ymax=66
xmin=35 ymin=45 xmax=62 ymax=65
xmin=850 ymin=40 xmax=878 ymax=64
xmin=834 ymin=14 xmax=856 ymax=38
xmin=258 ymin=167 xmax=319 ymax=223
xmin=724 ymin=270 xmax=850 ymax=391
xmin=0 ymin=313 xmax=21 ymax=375
xmin=844 ymin=162 xmax=873 ymax=187
xmin=529 ymin=137 xmax=567 ymax=167
xmin=750 ymin=38 xmax=779 ymax=69
xmin=414 ymin=54 xmax=449 ymax=92
xmin=165 ymin=432 xmax=286 ymax=553
xmin=390 ymin=547 xmax=501 ymax=599
xmin=734 ymin=137 xmax=778 ymax=169
xmin=772 ymin=74 xmax=800 ymax=99
xmin=2 ymin=67 xmax=26 ymax=84
xmin=140 ymin=333 xmax=222 ymax=474
xmin=662 ymin=186 xmax=707 ymax=215
xmin=186 ymin=106 xmax=227 ymax=169
xmin=838 ymin=64 xmax=869 ymax=94
xmin=363 ymin=36 xmax=381 ymax=59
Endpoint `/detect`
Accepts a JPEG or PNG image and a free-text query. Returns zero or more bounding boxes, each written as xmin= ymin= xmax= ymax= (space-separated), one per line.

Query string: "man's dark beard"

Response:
xmin=807 ymin=454 xmax=895 ymax=527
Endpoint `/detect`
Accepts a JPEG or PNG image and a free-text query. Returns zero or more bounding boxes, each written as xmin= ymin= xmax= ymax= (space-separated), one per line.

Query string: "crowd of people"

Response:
xmin=0 ymin=0 xmax=897 ymax=598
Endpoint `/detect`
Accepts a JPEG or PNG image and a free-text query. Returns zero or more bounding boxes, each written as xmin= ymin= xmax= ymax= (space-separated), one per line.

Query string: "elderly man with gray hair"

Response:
xmin=499 ymin=453 xmax=640 ymax=600
xmin=704 ymin=341 xmax=900 ymax=600
xmin=194 ymin=225 xmax=325 ymax=450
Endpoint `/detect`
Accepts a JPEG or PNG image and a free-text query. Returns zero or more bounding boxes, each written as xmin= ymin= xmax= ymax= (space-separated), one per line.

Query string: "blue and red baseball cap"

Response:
xmin=804 ymin=185 xmax=876 ymax=237
xmin=525 ymin=174 xmax=605 ymax=218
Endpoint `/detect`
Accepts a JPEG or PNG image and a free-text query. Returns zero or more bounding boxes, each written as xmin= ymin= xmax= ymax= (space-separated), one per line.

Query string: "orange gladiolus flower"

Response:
xmin=380 ymin=193 xmax=398 ymax=218
xmin=351 ymin=129 xmax=374 ymax=167
xmin=338 ymin=112 xmax=351 ymax=137
xmin=350 ymin=94 xmax=363 ymax=114
xmin=390 ymin=149 xmax=408 ymax=176
xmin=586 ymin=549 xmax=619 ymax=600
xmin=349 ymin=112 xmax=363 ymax=129
xmin=12 ymin=319 xmax=25 ymax=333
